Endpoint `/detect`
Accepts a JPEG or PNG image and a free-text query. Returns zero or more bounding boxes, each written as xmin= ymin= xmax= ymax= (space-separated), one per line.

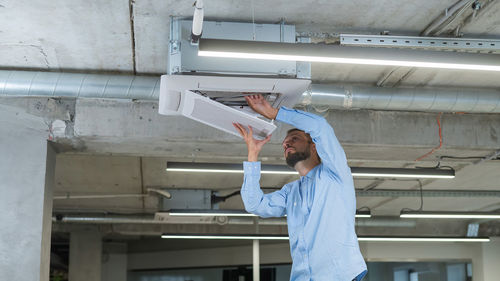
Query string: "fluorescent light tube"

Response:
xmin=166 ymin=162 xmax=297 ymax=175
xmin=168 ymin=209 xmax=257 ymax=217
xmin=401 ymin=211 xmax=500 ymax=219
xmin=165 ymin=168 xmax=297 ymax=175
xmin=355 ymin=212 xmax=372 ymax=218
xmin=161 ymin=234 xmax=289 ymax=240
xmin=199 ymin=39 xmax=500 ymax=72
xmin=352 ymin=167 xmax=455 ymax=179
xmin=161 ymin=234 xmax=489 ymax=242
xmin=166 ymin=162 xmax=455 ymax=179
xmin=357 ymin=237 xmax=490 ymax=242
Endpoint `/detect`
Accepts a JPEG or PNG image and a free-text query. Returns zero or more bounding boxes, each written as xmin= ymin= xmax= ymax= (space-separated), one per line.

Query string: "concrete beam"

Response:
xmin=50 ymin=98 xmax=500 ymax=160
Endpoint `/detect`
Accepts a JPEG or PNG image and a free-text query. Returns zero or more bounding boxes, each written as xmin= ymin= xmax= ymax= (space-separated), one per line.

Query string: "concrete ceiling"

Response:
xmin=1 ymin=0 xmax=500 ymax=239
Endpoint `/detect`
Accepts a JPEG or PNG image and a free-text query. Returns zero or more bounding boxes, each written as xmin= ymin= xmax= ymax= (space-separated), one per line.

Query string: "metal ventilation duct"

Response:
xmin=1 ymin=70 xmax=499 ymax=113
xmin=0 ymin=70 xmax=160 ymax=100
xmin=306 ymin=84 xmax=500 ymax=113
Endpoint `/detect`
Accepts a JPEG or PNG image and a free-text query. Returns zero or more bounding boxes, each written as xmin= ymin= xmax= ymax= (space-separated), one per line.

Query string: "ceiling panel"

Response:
xmin=0 ymin=0 xmax=134 ymax=71
xmin=460 ymin=1 xmax=500 ymax=36
xmin=55 ymin=154 xmax=142 ymax=194
xmin=424 ymin=162 xmax=500 ymax=190
xmin=131 ymin=0 xmax=462 ymax=73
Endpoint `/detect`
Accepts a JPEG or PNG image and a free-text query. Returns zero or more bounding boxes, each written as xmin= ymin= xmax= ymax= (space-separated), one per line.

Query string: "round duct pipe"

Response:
xmin=304 ymin=84 xmax=500 ymax=113
xmin=1 ymin=70 xmax=499 ymax=113
xmin=0 ymin=70 xmax=160 ymax=99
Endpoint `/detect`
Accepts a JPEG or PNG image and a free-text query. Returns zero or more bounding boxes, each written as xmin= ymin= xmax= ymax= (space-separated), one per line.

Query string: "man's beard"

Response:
xmin=285 ymin=149 xmax=311 ymax=168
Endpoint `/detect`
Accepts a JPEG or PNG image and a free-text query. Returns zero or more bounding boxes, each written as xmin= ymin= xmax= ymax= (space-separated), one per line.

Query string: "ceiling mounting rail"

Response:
xmin=340 ymin=34 xmax=500 ymax=53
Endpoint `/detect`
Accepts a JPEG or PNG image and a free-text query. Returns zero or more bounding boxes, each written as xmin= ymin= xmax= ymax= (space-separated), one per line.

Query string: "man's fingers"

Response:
xmin=246 ymin=94 xmax=261 ymax=101
xmin=247 ymin=125 xmax=254 ymax=137
xmin=232 ymin=123 xmax=242 ymax=136
xmin=232 ymin=123 xmax=246 ymax=137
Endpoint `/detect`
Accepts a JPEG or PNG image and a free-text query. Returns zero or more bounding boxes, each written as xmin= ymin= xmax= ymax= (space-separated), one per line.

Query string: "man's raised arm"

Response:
xmin=245 ymin=94 xmax=350 ymax=180
xmin=232 ymin=114 xmax=286 ymax=218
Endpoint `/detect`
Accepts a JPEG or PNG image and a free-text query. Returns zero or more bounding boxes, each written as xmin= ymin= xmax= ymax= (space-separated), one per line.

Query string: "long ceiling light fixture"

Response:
xmin=161 ymin=234 xmax=289 ymax=240
xmin=357 ymin=237 xmax=490 ymax=242
xmin=161 ymin=234 xmax=489 ymax=242
xmin=168 ymin=209 xmax=257 ymax=217
xmin=198 ymin=39 xmax=500 ymax=72
xmin=166 ymin=162 xmax=455 ymax=179
xmin=400 ymin=211 xmax=500 ymax=219
xmin=166 ymin=209 xmax=371 ymax=218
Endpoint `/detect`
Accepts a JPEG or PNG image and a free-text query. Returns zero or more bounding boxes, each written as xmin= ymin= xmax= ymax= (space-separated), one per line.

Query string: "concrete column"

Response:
xmin=69 ymin=230 xmax=102 ymax=281
xmin=101 ymin=242 xmax=127 ymax=281
xmin=0 ymin=105 xmax=55 ymax=281
xmin=481 ymin=237 xmax=500 ymax=281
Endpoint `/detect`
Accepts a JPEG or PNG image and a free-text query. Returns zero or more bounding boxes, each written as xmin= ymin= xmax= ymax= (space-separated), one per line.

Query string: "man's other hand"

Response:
xmin=245 ymin=94 xmax=279 ymax=120
xmin=232 ymin=122 xmax=272 ymax=162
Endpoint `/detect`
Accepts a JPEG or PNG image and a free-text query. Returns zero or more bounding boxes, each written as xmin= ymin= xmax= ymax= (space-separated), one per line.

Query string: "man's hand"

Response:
xmin=233 ymin=123 xmax=272 ymax=162
xmin=245 ymin=94 xmax=279 ymax=120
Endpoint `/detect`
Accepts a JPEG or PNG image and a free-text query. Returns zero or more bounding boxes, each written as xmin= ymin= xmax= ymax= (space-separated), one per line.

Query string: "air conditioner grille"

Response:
xmin=189 ymin=95 xmax=274 ymax=139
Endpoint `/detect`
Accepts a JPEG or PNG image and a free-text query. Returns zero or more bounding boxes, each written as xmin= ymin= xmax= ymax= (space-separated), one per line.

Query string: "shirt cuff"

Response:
xmin=243 ymin=161 xmax=261 ymax=176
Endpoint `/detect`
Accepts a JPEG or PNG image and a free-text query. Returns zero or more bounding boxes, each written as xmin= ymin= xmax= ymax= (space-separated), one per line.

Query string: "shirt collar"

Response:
xmin=301 ymin=164 xmax=320 ymax=180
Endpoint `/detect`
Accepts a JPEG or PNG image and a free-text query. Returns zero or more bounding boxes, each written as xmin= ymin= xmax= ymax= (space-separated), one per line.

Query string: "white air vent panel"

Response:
xmin=181 ymin=90 xmax=276 ymax=139
xmin=159 ymin=75 xmax=311 ymax=138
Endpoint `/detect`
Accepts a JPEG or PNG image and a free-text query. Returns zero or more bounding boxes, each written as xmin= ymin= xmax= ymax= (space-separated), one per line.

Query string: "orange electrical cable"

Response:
xmin=415 ymin=112 xmax=443 ymax=162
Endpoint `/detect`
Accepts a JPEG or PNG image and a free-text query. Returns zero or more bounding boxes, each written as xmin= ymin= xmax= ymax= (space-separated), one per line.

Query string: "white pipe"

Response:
xmin=191 ymin=0 xmax=204 ymax=44
xmin=253 ymin=239 xmax=260 ymax=281
xmin=147 ymin=188 xmax=172 ymax=199
xmin=53 ymin=189 xmax=172 ymax=200
xmin=53 ymin=194 xmax=147 ymax=200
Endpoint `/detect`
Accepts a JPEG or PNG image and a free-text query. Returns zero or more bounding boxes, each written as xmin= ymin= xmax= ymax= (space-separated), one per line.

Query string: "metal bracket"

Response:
xmin=170 ymin=40 xmax=180 ymax=55
xmin=340 ymin=34 xmax=500 ymax=53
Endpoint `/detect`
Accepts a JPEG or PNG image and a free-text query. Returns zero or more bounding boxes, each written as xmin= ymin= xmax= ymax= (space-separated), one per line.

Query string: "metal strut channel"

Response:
xmin=340 ymin=34 xmax=500 ymax=53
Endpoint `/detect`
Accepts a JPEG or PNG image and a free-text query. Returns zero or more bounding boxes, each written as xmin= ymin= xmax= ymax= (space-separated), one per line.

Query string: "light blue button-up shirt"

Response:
xmin=241 ymin=107 xmax=367 ymax=281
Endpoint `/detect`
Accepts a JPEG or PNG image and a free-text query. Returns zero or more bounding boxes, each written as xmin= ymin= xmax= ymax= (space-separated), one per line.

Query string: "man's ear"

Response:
xmin=310 ymin=142 xmax=317 ymax=153
xmin=310 ymin=142 xmax=321 ymax=162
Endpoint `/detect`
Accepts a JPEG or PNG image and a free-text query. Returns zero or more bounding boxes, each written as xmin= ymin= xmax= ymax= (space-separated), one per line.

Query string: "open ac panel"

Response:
xmin=159 ymin=19 xmax=311 ymax=139
xmin=159 ymin=75 xmax=310 ymax=139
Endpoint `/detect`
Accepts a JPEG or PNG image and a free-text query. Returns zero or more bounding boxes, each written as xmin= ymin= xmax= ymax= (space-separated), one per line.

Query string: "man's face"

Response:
xmin=282 ymin=131 xmax=313 ymax=168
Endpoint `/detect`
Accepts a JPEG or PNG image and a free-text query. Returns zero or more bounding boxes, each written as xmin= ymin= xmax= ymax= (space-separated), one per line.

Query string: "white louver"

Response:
xmin=159 ymin=75 xmax=311 ymax=139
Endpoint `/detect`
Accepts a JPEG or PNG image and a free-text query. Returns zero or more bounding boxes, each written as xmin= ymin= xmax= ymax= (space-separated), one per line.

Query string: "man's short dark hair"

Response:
xmin=286 ymin=128 xmax=312 ymax=143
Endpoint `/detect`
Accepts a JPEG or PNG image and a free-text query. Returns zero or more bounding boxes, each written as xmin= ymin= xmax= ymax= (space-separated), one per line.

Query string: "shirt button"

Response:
xmin=294 ymin=202 xmax=297 ymax=206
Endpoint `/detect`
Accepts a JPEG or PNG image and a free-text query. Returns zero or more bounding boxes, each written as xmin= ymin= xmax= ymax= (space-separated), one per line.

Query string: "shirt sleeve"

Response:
xmin=276 ymin=106 xmax=350 ymax=181
xmin=240 ymin=161 xmax=287 ymax=218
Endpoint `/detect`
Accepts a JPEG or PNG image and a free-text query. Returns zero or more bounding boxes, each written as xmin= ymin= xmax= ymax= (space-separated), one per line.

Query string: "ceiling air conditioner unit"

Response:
xmin=159 ymin=75 xmax=311 ymax=139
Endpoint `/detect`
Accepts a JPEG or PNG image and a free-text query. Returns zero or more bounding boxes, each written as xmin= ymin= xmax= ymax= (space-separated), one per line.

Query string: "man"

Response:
xmin=233 ymin=94 xmax=367 ymax=281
